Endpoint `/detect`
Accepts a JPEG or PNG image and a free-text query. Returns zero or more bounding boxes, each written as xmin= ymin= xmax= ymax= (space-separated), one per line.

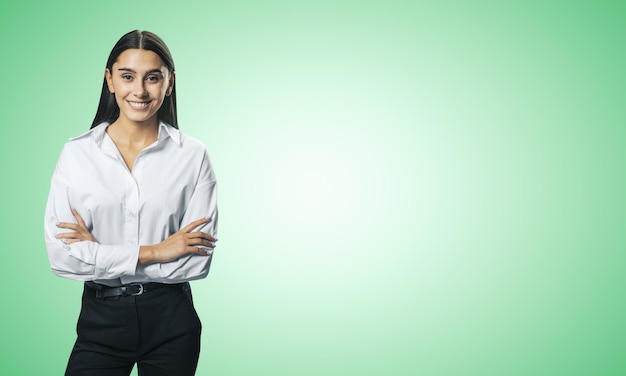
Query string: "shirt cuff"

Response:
xmin=94 ymin=244 xmax=139 ymax=279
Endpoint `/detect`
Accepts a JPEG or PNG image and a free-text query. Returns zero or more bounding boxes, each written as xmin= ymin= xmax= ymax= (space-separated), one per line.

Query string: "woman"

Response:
xmin=44 ymin=30 xmax=218 ymax=375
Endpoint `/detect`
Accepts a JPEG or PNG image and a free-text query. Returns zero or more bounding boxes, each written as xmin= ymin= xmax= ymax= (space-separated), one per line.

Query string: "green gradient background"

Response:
xmin=1 ymin=1 xmax=624 ymax=375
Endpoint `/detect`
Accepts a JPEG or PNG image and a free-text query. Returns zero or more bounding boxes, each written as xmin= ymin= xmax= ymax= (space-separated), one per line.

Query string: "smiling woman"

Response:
xmin=44 ymin=30 xmax=218 ymax=376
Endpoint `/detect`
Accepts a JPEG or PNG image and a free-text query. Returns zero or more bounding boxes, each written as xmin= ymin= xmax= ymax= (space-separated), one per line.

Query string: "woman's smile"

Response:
xmin=128 ymin=100 xmax=152 ymax=110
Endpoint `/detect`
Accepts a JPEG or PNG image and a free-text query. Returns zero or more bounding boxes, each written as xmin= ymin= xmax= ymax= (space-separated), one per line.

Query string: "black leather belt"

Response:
xmin=85 ymin=281 xmax=185 ymax=299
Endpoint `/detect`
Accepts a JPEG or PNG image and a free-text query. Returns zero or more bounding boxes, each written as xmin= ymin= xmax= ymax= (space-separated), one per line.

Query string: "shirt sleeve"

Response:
xmin=132 ymin=148 xmax=218 ymax=283
xmin=44 ymin=146 xmax=140 ymax=281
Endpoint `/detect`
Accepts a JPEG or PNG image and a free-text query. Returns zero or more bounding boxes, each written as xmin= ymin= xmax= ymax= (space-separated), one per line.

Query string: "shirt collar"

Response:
xmin=158 ymin=120 xmax=181 ymax=145
xmin=70 ymin=120 xmax=181 ymax=147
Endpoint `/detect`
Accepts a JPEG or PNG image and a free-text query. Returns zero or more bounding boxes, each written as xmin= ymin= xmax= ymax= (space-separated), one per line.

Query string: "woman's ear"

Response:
xmin=166 ymin=71 xmax=176 ymax=96
xmin=105 ymin=68 xmax=114 ymax=94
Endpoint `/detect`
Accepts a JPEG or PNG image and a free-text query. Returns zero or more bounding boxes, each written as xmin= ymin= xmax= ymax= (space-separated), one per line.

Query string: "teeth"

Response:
xmin=129 ymin=101 xmax=149 ymax=109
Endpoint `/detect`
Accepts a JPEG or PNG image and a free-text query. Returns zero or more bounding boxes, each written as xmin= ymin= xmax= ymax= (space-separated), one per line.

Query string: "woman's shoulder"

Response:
xmin=50 ymin=124 xmax=105 ymax=175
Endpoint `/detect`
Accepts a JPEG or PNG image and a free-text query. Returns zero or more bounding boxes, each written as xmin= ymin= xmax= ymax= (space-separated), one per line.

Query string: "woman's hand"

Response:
xmin=56 ymin=209 xmax=98 ymax=244
xmin=138 ymin=217 xmax=217 ymax=265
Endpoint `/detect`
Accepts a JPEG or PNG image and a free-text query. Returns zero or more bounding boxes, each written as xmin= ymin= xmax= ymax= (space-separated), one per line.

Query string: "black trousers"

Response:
xmin=65 ymin=282 xmax=202 ymax=376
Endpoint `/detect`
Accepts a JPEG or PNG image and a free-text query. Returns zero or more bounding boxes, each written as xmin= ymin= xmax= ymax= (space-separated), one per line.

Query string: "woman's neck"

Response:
xmin=107 ymin=118 xmax=159 ymax=147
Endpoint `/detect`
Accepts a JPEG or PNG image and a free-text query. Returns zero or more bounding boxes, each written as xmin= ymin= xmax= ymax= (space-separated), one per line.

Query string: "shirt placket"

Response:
xmin=124 ymin=174 xmax=140 ymax=246
xmin=100 ymin=136 xmax=141 ymax=246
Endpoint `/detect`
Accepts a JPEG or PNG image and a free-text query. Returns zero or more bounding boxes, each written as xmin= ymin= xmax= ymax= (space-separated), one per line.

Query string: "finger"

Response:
xmin=188 ymin=246 xmax=211 ymax=255
xmin=65 ymin=239 xmax=82 ymax=245
xmin=72 ymin=208 xmax=88 ymax=228
xmin=183 ymin=236 xmax=215 ymax=248
xmin=56 ymin=222 xmax=80 ymax=230
xmin=180 ymin=217 xmax=210 ymax=233
xmin=187 ymin=231 xmax=217 ymax=242
xmin=198 ymin=239 xmax=216 ymax=248
xmin=56 ymin=232 xmax=79 ymax=239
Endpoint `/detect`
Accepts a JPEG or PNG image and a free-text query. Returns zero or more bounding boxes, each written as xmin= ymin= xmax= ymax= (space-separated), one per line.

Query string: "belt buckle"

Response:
xmin=129 ymin=283 xmax=144 ymax=296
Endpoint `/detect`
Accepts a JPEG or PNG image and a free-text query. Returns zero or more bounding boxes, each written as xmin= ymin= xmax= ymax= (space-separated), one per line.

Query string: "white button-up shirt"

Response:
xmin=44 ymin=121 xmax=218 ymax=286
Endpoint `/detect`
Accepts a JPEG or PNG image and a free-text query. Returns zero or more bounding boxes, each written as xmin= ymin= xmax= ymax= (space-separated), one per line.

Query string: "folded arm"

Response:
xmin=45 ymin=146 xmax=218 ymax=283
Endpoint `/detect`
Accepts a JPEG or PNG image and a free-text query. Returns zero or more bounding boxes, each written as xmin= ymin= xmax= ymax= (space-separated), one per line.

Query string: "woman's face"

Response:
xmin=105 ymin=48 xmax=174 ymax=126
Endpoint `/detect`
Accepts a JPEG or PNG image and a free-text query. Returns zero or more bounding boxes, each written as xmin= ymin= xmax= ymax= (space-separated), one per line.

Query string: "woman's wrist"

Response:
xmin=138 ymin=245 xmax=157 ymax=266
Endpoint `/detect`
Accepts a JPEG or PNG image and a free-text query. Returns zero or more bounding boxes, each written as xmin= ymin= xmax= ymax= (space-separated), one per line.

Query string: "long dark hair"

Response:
xmin=91 ymin=30 xmax=178 ymax=129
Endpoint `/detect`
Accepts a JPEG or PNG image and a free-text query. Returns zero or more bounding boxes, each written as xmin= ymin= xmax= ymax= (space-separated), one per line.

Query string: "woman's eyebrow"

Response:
xmin=117 ymin=67 xmax=164 ymax=74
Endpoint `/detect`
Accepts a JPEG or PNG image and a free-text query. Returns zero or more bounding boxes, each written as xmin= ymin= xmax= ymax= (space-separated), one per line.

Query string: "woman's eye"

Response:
xmin=146 ymin=75 xmax=160 ymax=82
xmin=122 ymin=75 xmax=133 ymax=81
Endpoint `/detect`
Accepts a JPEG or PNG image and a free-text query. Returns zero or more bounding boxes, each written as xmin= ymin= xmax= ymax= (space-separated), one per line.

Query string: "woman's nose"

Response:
xmin=134 ymin=81 xmax=148 ymax=97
